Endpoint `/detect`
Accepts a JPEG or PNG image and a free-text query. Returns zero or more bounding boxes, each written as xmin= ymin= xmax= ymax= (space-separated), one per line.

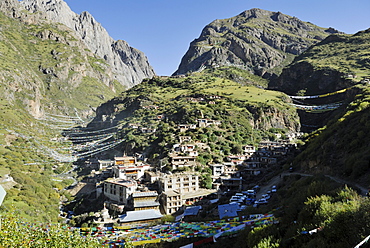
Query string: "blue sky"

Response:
xmin=64 ymin=0 xmax=370 ymax=76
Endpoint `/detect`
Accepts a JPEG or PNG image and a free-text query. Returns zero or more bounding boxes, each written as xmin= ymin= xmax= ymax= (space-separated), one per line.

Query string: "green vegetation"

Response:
xmin=199 ymin=66 xmax=269 ymax=88
xmin=295 ymin=29 xmax=370 ymax=82
xmin=94 ymin=75 xmax=300 ymax=187
xmin=0 ymin=10 xmax=122 ymax=221
xmin=294 ymin=84 xmax=370 ymax=185
xmin=0 ymin=212 xmax=100 ymax=247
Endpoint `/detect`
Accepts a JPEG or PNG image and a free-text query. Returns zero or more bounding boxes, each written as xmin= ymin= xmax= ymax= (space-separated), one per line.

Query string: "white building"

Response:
xmin=103 ymin=178 xmax=137 ymax=205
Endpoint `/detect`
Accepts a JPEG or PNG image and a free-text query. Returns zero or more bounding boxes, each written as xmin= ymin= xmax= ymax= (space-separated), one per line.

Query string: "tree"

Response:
xmin=200 ymin=173 xmax=212 ymax=189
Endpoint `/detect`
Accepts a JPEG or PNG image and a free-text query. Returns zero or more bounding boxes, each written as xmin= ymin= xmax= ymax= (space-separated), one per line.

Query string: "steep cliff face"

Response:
xmin=174 ymin=8 xmax=339 ymax=78
xmin=0 ymin=4 xmax=129 ymax=120
xmin=269 ymin=61 xmax=353 ymax=96
xmin=20 ymin=0 xmax=155 ymax=88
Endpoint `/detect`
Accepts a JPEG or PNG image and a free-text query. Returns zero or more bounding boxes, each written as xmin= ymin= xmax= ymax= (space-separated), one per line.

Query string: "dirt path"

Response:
xmin=256 ymin=172 xmax=312 ymax=198
xmin=324 ymin=175 xmax=368 ymax=196
xmin=256 ymin=172 xmax=368 ymax=198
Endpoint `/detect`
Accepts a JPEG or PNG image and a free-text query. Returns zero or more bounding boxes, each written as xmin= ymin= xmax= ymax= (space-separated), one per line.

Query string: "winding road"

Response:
xmin=256 ymin=172 xmax=368 ymax=199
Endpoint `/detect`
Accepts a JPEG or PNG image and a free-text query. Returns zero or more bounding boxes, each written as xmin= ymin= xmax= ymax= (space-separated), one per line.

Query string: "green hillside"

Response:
xmin=0 ymin=10 xmax=123 ymax=221
xmin=269 ymin=29 xmax=370 ymax=185
xmin=90 ymin=74 xmax=300 ymax=172
xmin=297 ymin=29 xmax=370 ymax=81
xmin=295 ymin=84 xmax=370 ymax=185
xmin=270 ymin=29 xmax=370 ymax=95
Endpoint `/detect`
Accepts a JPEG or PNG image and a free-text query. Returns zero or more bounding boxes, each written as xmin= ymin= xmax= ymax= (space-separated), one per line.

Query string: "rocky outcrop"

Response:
xmin=269 ymin=30 xmax=370 ymax=95
xmin=174 ymin=8 xmax=339 ymax=78
xmin=19 ymin=0 xmax=155 ymax=88
xmin=0 ymin=2 xmax=131 ymax=119
xmin=269 ymin=61 xmax=353 ymax=96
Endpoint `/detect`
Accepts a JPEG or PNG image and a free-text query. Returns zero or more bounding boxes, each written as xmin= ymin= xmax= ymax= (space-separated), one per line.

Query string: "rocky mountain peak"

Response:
xmin=173 ymin=8 xmax=340 ymax=78
xmin=19 ymin=0 xmax=155 ymax=88
xmin=240 ymin=8 xmax=270 ymax=19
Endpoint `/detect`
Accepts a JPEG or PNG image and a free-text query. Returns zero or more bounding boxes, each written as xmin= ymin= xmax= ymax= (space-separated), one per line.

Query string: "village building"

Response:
xmin=118 ymin=209 xmax=163 ymax=226
xmin=132 ymin=191 xmax=160 ymax=211
xmin=196 ymin=118 xmax=221 ymax=128
xmin=223 ymin=162 xmax=239 ymax=176
xmin=142 ymin=105 xmax=159 ymax=110
xmin=127 ymin=123 xmax=140 ymax=129
xmin=113 ymin=163 xmax=151 ymax=180
xmin=178 ymin=124 xmax=197 ymax=133
xmin=103 ymin=178 xmax=137 ymax=206
xmin=244 ymin=161 xmax=262 ymax=169
xmin=242 ymin=145 xmax=256 ymax=157
xmin=140 ymin=127 xmax=157 ymax=133
xmin=227 ymin=155 xmax=246 ymax=165
xmin=115 ymin=156 xmax=136 ymax=166
xmin=170 ymin=155 xmax=197 ymax=170
xmin=172 ymin=143 xmax=196 ymax=153
xmin=241 ymin=168 xmax=262 ymax=176
xmin=159 ymin=173 xmax=199 ymax=193
xmin=218 ymin=203 xmax=239 ymax=219
xmin=179 ymin=136 xmax=192 ymax=143
xmin=98 ymin=160 xmax=114 ymax=170
xmin=213 ymin=177 xmax=243 ymax=192
xmin=144 ymin=171 xmax=162 ymax=184
xmin=183 ymin=206 xmax=202 ymax=221
xmin=210 ymin=164 xmax=225 ymax=177
xmin=112 ymin=156 xmax=151 ymax=180
xmin=158 ymin=173 xmax=216 ymax=214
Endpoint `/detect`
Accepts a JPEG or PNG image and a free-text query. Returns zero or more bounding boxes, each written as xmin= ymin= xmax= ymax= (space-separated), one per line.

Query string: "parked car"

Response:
xmin=252 ymin=185 xmax=260 ymax=192
xmin=271 ymin=185 xmax=277 ymax=193
xmin=245 ymin=198 xmax=255 ymax=205
xmin=261 ymin=194 xmax=270 ymax=200
xmin=239 ymin=205 xmax=247 ymax=211
xmin=238 ymin=197 xmax=246 ymax=204
xmin=243 ymin=190 xmax=256 ymax=197
xmin=230 ymin=196 xmax=240 ymax=203
xmin=255 ymin=198 xmax=268 ymax=205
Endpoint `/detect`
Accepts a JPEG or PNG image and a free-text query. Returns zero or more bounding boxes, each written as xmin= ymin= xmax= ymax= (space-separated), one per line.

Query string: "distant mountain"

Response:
xmin=270 ymin=29 xmax=370 ymax=95
xmin=20 ymin=0 xmax=155 ymax=88
xmin=174 ymin=8 xmax=339 ymax=78
xmin=269 ymin=29 xmax=370 ymax=130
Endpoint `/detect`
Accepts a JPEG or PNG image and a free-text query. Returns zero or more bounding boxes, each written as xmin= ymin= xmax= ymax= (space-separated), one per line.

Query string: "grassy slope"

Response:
xmin=97 ymin=74 xmax=299 ymax=170
xmin=0 ymin=11 xmax=123 ymax=221
xmin=294 ymin=29 xmax=370 ymax=81
xmin=287 ymin=29 xmax=370 ymax=185
xmin=296 ymin=84 xmax=370 ymax=184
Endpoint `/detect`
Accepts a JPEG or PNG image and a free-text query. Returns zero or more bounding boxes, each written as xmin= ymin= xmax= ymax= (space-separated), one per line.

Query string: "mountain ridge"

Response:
xmin=19 ymin=0 xmax=155 ymax=88
xmin=174 ymin=8 xmax=340 ymax=78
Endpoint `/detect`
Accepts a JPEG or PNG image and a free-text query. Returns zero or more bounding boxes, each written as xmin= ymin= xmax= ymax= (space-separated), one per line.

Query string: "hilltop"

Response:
xmin=87 ymin=73 xmax=300 ymax=165
xmin=174 ymin=8 xmax=339 ymax=78
xmin=20 ymin=0 xmax=155 ymax=88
